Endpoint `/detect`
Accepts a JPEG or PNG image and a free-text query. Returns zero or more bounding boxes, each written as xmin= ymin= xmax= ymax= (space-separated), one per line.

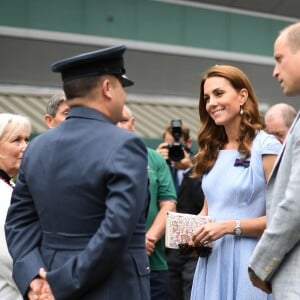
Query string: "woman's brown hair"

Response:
xmin=193 ymin=65 xmax=263 ymax=177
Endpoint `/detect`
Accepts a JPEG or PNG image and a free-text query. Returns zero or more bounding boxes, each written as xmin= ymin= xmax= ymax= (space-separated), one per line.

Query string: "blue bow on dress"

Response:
xmin=234 ymin=158 xmax=250 ymax=168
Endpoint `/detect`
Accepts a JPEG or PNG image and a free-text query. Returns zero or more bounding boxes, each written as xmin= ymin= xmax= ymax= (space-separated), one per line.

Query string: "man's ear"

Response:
xmin=44 ymin=114 xmax=54 ymax=128
xmin=101 ymin=78 xmax=114 ymax=101
xmin=132 ymin=117 xmax=136 ymax=131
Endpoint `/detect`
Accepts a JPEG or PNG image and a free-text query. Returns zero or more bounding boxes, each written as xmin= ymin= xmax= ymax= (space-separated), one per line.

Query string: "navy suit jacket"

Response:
xmin=5 ymin=106 xmax=150 ymax=299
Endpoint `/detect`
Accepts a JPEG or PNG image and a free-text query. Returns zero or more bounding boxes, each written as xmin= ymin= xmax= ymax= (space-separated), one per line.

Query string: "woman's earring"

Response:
xmin=240 ymin=107 xmax=244 ymax=115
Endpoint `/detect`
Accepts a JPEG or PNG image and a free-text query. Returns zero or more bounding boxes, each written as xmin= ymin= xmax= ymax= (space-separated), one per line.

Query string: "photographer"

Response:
xmin=156 ymin=121 xmax=204 ymax=300
xmin=157 ymin=121 xmax=192 ymax=175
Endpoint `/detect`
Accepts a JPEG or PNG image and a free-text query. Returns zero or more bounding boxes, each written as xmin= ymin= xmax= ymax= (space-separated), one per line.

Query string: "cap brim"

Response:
xmin=120 ymin=74 xmax=134 ymax=87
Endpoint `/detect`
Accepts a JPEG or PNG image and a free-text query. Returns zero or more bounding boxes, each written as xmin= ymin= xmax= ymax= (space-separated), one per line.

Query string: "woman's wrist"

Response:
xmin=225 ymin=219 xmax=236 ymax=235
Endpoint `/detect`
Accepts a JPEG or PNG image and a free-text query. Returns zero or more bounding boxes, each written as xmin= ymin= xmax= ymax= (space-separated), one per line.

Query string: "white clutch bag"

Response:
xmin=165 ymin=211 xmax=214 ymax=249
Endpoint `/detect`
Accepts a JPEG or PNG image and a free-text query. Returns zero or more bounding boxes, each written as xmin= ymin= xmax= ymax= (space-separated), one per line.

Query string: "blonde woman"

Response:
xmin=0 ymin=113 xmax=31 ymax=299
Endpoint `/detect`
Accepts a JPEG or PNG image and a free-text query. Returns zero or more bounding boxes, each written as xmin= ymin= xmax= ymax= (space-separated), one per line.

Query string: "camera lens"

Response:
xmin=168 ymin=143 xmax=184 ymax=162
xmin=171 ymin=119 xmax=182 ymax=141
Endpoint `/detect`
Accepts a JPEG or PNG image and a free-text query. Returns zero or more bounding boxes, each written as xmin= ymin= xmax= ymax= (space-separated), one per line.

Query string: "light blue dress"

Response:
xmin=191 ymin=131 xmax=281 ymax=300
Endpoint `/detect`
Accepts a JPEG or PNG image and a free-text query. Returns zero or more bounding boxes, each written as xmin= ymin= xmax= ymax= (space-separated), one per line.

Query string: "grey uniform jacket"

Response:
xmin=5 ymin=106 xmax=151 ymax=300
xmin=249 ymin=113 xmax=300 ymax=298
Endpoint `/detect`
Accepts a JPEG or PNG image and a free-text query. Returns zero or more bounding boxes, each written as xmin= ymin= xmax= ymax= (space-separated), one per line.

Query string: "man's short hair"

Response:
xmin=282 ymin=22 xmax=300 ymax=53
xmin=63 ymin=76 xmax=102 ymax=100
xmin=45 ymin=91 xmax=66 ymax=117
xmin=280 ymin=104 xmax=297 ymax=128
xmin=265 ymin=103 xmax=297 ymax=128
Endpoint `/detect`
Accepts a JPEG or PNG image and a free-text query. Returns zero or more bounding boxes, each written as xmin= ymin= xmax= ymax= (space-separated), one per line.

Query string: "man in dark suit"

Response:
xmin=5 ymin=45 xmax=150 ymax=300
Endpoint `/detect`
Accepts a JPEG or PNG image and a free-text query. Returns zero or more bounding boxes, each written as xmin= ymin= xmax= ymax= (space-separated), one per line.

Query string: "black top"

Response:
xmin=0 ymin=169 xmax=11 ymax=185
xmin=0 ymin=170 xmax=12 ymax=186
xmin=176 ymin=168 xmax=204 ymax=214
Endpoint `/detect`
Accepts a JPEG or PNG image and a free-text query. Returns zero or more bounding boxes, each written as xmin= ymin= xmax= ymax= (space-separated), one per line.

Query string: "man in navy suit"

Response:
xmin=5 ymin=45 xmax=151 ymax=300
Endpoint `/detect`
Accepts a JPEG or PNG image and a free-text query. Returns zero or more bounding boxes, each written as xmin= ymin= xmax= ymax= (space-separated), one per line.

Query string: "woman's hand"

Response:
xmin=191 ymin=220 xmax=234 ymax=246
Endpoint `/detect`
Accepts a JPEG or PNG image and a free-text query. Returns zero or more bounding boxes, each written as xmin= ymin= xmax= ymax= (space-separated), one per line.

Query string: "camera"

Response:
xmin=167 ymin=119 xmax=187 ymax=162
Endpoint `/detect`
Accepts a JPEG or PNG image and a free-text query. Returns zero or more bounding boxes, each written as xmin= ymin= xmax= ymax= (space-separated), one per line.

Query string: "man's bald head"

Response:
xmin=265 ymin=103 xmax=297 ymax=143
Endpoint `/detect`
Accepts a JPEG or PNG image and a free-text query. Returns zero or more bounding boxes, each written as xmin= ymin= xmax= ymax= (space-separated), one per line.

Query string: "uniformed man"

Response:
xmin=5 ymin=45 xmax=150 ymax=300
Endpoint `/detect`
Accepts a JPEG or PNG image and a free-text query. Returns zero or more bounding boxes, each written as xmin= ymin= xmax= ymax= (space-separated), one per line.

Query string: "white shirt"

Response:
xmin=0 ymin=179 xmax=22 ymax=299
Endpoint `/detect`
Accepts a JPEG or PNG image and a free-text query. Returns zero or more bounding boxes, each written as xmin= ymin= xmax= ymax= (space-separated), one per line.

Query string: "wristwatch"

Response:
xmin=234 ymin=219 xmax=242 ymax=236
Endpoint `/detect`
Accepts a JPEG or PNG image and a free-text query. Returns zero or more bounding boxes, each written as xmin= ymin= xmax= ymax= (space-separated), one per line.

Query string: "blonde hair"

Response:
xmin=0 ymin=113 xmax=31 ymax=144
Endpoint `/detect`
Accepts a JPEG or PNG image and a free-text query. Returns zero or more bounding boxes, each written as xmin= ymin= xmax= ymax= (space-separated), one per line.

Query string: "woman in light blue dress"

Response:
xmin=190 ymin=65 xmax=282 ymax=300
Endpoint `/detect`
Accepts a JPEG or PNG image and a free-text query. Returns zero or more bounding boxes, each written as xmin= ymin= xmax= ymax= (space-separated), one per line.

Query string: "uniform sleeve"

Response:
xmin=5 ymin=159 xmax=47 ymax=297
